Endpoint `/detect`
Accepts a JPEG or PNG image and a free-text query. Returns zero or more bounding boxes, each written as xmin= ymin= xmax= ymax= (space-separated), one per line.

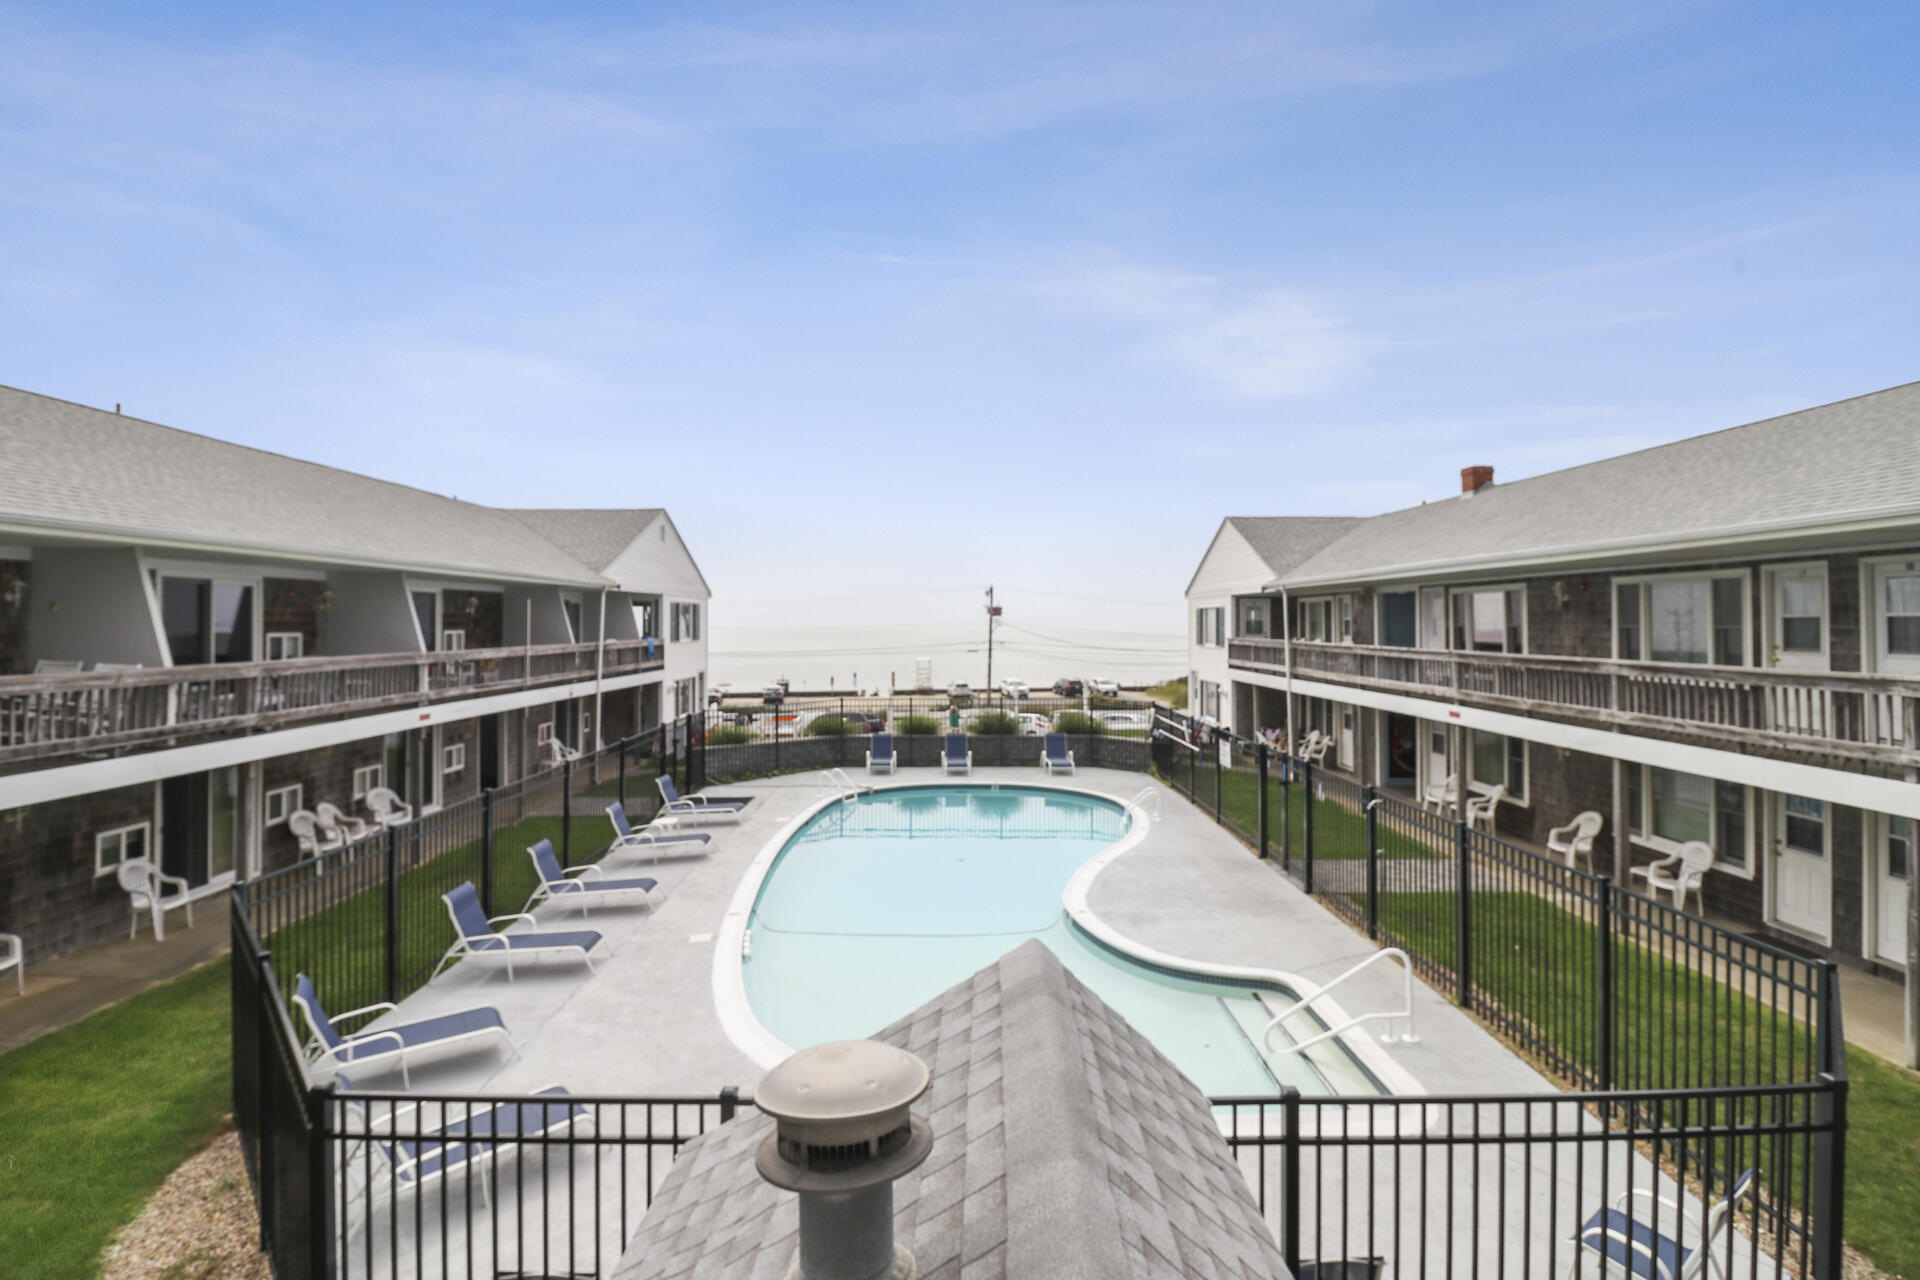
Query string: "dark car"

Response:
xmin=1051 ymin=677 xmax=1084 ymax=698
xmin=837 ymin=712 xmax=887 ymax=734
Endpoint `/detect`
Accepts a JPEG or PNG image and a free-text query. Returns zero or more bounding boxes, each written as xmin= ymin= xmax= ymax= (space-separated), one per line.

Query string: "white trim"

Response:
xmin=1465 ymin=728 xmax=1529 ymax=808
xmin=350 ymin=764 xmax=382 ymax=802
xmin=94 ymin=820 xmax=153 ymax=877
xmin=265 ymin=631 xmax=304 ymax=661
xmin=1626 ymin=763 xmax=1756 ymax=880
xmin=442 ymin=742 xmax=466 ymax=775
xmin=1760 ymin=560 xmax=1831 ymax=672
xmin=1864 ymin=811 xmax=1911 ymax=969
xmin=1765 ymin=792 xmax=1834 ymax=945
xmin=1612 ymin=567 xmax=1752 ymax=668
xmin=1862 ymin=552 xmax=1920 ymax=675
xmin=1230 ymin=667 xmax=1920 ymax=821
xmin=264 ymin=783 xmax=301 ymax=826
xmin=1448 ymin=582 xmax=1528 ymax=655
xmin=0 ymin=670 xmax=664 ymax=810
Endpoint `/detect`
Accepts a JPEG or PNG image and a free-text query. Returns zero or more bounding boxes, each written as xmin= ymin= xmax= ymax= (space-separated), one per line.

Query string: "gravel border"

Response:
xmin=101 ymin=1130 xmax=271 ymax=1280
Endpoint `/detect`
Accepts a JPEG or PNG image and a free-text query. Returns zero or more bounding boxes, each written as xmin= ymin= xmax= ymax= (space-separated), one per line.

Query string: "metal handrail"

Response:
xmin=1262 ymin=946 xmax=1418 ymax=1055
xmin=1126 ymin=786 xmax=1163 ymax=821
xmin=821 ymin=767 xmax=871 ymax=802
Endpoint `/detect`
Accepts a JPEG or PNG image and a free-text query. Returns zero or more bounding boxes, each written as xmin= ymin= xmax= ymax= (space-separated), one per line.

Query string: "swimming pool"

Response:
xmin=735 ymin=784 xmax=1382 ymax=1097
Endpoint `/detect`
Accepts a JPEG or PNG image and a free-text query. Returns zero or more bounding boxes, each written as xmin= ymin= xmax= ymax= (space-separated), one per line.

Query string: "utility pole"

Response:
xmin=984 ymin=586 xmax=1001 ymax=691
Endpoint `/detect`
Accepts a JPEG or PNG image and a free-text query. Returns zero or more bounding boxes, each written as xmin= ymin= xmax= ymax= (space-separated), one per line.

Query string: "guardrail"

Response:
xmin=0 ymin=638 xmax=664 ymax=763
xmin=1228 ymin=636 xmax=1920 ymax=763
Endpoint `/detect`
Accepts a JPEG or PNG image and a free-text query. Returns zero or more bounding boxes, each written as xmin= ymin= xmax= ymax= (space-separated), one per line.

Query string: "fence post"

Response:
xmin=1256 ymin=744 xmax=1269 ymax=858
xmin=562 ymin=756 xmax=574 ymax=869
xmin=681 ymin=715 xmax=693 ymax=795
xmin=618 ymin=736 xmax=628 ymax=812
xmin=1596 ymin=874 xmax=1614 ymax=1091
xmin=1811 ymin=963 xmax=1848 ymax=1280
xmin=306 ymin=1082 xmax=336 ymax=1279
xmin=1212 ymin=730 xmax=1223 ymax=822
xmin=1280 ymin=1085 xmax=1301 ymax=1276
xmin=720 ymin=1084 xmax=740 ymax=1123
xmin=384 ymin=825 xmax=401 ymax=1004
xmin=1302 ymin=759 xmax=1316 ymax=896
xmin=1364 ymin=785 xmax=1380 ymax=940
xmin=1455 ymin=817 xmax=1472 ymax=1010
xmin=480 ymin=787 xmax=496 ymax=916
xmin=1280 ymin=756 xmax=1291 ymax=869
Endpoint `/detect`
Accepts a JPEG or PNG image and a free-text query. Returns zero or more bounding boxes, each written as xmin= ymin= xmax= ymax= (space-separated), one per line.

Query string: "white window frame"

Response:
xmin=443 ymin=742 xmax=466 ymax=775
xmin=1861 ymin=553 xmax=1920 ymax=675
xmin=1448 ymin=584 xmax=1528 ymax=655
xmin=1760 ymin=561 xmax=1830 ymax=669
xmin=264 ymin=631 xmax=304 ymax=661
xmin=536 ymin=721 xmax=554 ymax=745
xmin=441 ymin=628 xmax=466 ymax=652
xmin=1236 ymin=596 xmax=1269 ymax=639
xmin=1627 ymin=763 xmax=1756 ymax=879
xmin=264 ymin=784 xmax=302 ymax=827
xmin=1612 ymin=569 xmax=1751 ymax=668
xmin=1300 ymin=597 xmax=1339 ymax=644
xmin=1376 ymin=587 xmax=1419 ymax=649
xmin=1338 ymin=596 xmax=1354 ymax=643
xmin=351 ymin=764 xmax=383 ymax=802
xmin=1465 ymin=729 xmax=1529 ymax=807
xmin=94 ymin=821 xmax=153 ymax=878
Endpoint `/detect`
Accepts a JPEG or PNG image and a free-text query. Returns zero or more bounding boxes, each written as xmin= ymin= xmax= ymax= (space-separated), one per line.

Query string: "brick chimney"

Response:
xmin=1460 ymin=465 xmax=1494 ymax=495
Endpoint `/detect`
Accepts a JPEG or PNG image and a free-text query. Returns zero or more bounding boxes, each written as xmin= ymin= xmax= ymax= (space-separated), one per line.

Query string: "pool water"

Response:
xmin=742 ymin=785 xmax=1378 ymax=1097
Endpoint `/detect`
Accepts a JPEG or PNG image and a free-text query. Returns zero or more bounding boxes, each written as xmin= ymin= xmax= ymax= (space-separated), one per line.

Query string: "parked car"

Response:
xmin=948 ymin=682 xmax=974 ymax=707
xmin=999 ymin=679 xmax=1029 ymax=698
xmin=1088 ymin=677 xmax=1121 ymax=696
xmin=837 ymin=712 xmax=886 ymax=734
xmin=707 ymin=682 xmax=732 ymax=704
xmin=1051 ymin=677 xmax=1084 ymax=698
xmin=1015 ymin=713 xmax=1051 ymax=735
xmin=1094 ymin=710 xmax=1149 ymax=732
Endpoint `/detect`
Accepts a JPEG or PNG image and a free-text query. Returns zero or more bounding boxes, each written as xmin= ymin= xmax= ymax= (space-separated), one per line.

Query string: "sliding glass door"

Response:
xmin=160 ymin=768 xmax=240 ymax=891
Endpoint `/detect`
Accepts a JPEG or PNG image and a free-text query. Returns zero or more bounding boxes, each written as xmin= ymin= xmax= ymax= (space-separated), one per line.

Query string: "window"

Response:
xmin=670 ymin=602 xmax=703 ymax=643
xmin=441 ymin=629 xmax=466 ymax=652
xmin=536 ymin=721 xmax=554 ymax=744
xmin=1468 ymin=731 xmax=1526 ymax=802
xmin=264 ymin=784 xmax=301 ymax=826
xmin=1301 ymin=598 xmax=1335 ymax=643
xmin=351 ymin=764 xmax=382 ymax=801
xmin=95 ymin=822 xmax=151 ymax=877
xmin=1889 ymin=817 xmax=1912 ymax=880
xmin=1777 ymin=577 xmax=1824 ymax=655
xmin=1615 ymin=573 xmax=1747 ymax=665
xmin=1450 ymin=587 xmax=1525 ymax=653
xmin=265 ymin=631 xmax=304 ymax=661
xmin=1886 ymin=572 xmax=1920 ymax=656
xmin=1237 ymin=597 xmax=1268 ymax=638
xmin=443 ymin=743 xmax=466 ymax=775
xmin=1629 ymin=764 xmax=1754 ymax=875
xmin=1338 ymin=597 xmax=1354 ymax=643
xmin=1782 ymin=795 xmax=1826 ymax=855
xmin=1193 ymin=607 xmax=1228 ymax=646
xmin=1379 ymin=591 xmax=1417 ymax=648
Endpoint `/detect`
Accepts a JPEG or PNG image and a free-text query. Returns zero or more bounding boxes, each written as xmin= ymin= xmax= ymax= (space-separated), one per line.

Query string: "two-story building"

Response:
xmin=0 ymin=385 xmax=709 ymax=963
xmin=1188 ymin=381 xmax=1920 ymax=1060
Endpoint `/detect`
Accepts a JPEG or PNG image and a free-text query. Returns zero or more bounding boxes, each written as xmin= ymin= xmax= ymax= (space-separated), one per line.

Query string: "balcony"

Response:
xmin=1229 ymin=637 xmax=1920 ymax=765
xmin=0 ymin=638 xmax=664 ymax=766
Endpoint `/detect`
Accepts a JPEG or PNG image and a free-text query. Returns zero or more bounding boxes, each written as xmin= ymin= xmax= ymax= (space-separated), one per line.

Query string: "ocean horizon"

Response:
xmin=709 ymin=624 xmax=1184 ymax=692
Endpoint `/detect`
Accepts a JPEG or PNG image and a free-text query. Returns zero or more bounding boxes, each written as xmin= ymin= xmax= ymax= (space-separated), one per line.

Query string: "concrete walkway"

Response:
xmin=0 ymin=896 xmax=231 ymax=1054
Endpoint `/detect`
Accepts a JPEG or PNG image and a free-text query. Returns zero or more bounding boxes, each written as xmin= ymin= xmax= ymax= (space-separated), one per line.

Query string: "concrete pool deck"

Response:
xmin=347 ymin=766 xmax=1557 ymax=1101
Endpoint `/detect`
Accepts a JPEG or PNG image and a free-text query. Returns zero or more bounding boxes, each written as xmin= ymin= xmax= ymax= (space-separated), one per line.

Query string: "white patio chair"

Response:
xmin=1548 ymin=811 xmax=1606 ymax=873
xmin=1302 ymin=733 xmax=1332 ymax=766
xmin=1466 ymin=784 xmax=1507 ymax=833
xmin=544 ymin=738 xmax=582 ymax=767
xmin=1633 ymin=841 xmax=1715 ymax=913
xmin=117 ymin=857 xmax=193 ymax=941
xmin=289 ymin=810 xmax=343 ymax=863
xmin=0 ymin=932 xmax=22 ymax=996
xmin=315 ymin=802 xmax=372 ymax=845
xmin=1422 ymin=773 xmax=1459 ymax=815
xmin=362 ymin=786 xmax=414 ymax=829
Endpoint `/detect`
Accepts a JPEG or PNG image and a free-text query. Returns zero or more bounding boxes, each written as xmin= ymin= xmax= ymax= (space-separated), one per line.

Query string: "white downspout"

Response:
xmin=1280 ymin=586 xmax=1295 ymax=755
xmin=593 ymin=586 xmax=607 ymax=750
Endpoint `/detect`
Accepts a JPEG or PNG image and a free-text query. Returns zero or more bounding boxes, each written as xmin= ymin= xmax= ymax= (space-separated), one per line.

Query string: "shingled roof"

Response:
xmin=614 ymin=939 xmax=1290 ymax=1280
xmin=0 ymin=385 xmax=660 ymax=585
xmin=506 ymin=508 xmax=665 ymax=573
xmin=1277 ymin=379 xmax=1920 ymax=586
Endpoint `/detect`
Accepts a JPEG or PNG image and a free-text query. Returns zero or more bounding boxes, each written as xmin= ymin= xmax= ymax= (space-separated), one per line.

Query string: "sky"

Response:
xmin=3 ymin=1 xmax=1918 ymax=638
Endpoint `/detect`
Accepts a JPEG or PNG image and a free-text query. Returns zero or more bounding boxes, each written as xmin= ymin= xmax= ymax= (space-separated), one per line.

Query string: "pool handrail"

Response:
xmin=1261 ymin=946 xmax=1418 ymax=1055
xmin=821 ymin=767 xmax=871 ymax=802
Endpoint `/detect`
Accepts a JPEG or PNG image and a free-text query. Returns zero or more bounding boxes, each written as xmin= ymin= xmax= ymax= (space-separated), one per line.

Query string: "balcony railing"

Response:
xmin=1229 ymin=636 xmax=1920 ymax=762
xmin=0 ymin=638 xmax=664 ymax=764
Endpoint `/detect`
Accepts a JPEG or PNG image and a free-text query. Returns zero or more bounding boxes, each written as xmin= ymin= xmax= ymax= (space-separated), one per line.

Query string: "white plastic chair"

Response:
xmin=1466 ymin=784 xmax=1507 ymax=833
xmin=0 ymin=933 xmax=22 ymax=996
xmin=315 ymin=802 xmax=372 ymax=844
xmin=1422 ymin=774 xmax=1459 ymax=815
xmin=1635 ymin=841 xmax=1715 ymax=913
xmin=117 ymin=857 xmax=193 ymax=941
xmin=1548 ymin=811 xmax=1606 ymax=872
xmin=289 ymin=810 xmax=343 ymax=863
xmin=363 ymin=786 xmax=414 ymax=829
xmin=545 ymin=738 xmax=582 ymax=767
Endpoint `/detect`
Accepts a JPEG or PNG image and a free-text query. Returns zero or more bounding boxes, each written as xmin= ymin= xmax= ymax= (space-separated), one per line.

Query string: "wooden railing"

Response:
xmin=0 ymin=638 xmax=664 ymax=764
xmin=1228 ymin=637 xmax=1920 ymax=763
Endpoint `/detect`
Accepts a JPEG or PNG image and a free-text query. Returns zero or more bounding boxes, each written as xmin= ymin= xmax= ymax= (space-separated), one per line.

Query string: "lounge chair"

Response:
xmin=1631 ymin=841 xmax=1715 ymax=913
xmin=525 ymin=839 xmax=659 ymax=917
xmin=606 ymin=801 xmax=714 ymax=863
xmin=1041 ymin=733 xmax=1074 ymax=775
xmin=866 ymin=733 xmax=897 ymax=775
xmin=0 ymin=932 xmax=22 ymax=996
xmin=291 ymin=973 xmax=515 ymax=1086
xmin=333 ymin=1078 xmax=590 ymax=1207
xmin=432 ymin=882 xmax=607 ymax=982
xmin=656 ymin=775 xmax=745 ymax=823
xmin=1564 ymin=1168 xmax=1754 ymax=1280
xmin=363 ymin=785 xmax=414 ymax=829
xmin=1548 ymin=811 xmax=1605 ymax=873
xmin=942 ymin=734 xmax=972 ymax=775
xmin=289 ymin=810 xmax=343 ymax=862
xmin=117 ymin=856 xmax=193 ymax=941
xmin=315 ymin=801 xmax=373 ymax=845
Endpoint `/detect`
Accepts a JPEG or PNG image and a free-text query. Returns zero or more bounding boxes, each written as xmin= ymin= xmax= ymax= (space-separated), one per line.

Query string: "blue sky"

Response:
xmin=3 ymin=2 xmax=1917 ymax=634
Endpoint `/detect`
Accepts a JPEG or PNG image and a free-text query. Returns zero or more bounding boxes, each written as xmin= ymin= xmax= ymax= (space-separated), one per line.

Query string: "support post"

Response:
xmin=1365 ymin=784 xmax=1380 ymax=939
xmin=1812 ymin=965 xmax=1849 ymax=1280
xmin=480 ymin=788 xmax=496 ymax=916
xmin=1302 ymin=759 xmax=1316 ymax=897
xmin=1596 ymin=874 xmax=1614 ymax=1091
xmin=1212 ymin=729 xmax=1223 ymax=822
xmin=1455 ymin=816 xmax=1472 ymax=1009
xmin=720 ymin=1085 xmax=740 ymax=1123
xmin=306 ymin=1082 xmax=336 ymax=1279
xmin=1256 ymin=743 xmax=1269 ymax=859
xmin=618 ymin=736 xmax=628 ymax=813
xmin=562 ymin=756 xmax=574 ymax=868
xmin=1280 ymin=1086 xmax=1302 ymax=1277
xmin=383 ymin=825 xmax=401 ymax=1004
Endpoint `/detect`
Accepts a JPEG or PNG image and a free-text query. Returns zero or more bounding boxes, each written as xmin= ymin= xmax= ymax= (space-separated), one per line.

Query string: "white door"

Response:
xmin=1766 ymin=566 xmax=1828 ymax=672
xmin=1872 ymin=561 xmax=1920 ymax=676
xmin=1873 ymin=816 xmax=1911 ymax=967
xmin=1419 ymin=587 xmax=1447 ymax=650
xmin=1770 ymin=794 xmax=1831 ymax=940
xmin=1423 ymin=722 xmax=1450 ymax=790
xmin=1337 ymin=705 xmax=1355 ymax=771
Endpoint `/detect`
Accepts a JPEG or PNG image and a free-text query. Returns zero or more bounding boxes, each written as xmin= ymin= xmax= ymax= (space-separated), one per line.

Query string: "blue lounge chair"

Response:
xmin=942 ymin=734 xmax=971 ymax=775
xmin=291 ymin=973 xmax=516 ymax=1087
xmin=1041 ymin=733 xmax=1075 ymax=775
xmin=525 ymin=839 xmax=659 ymax=917
xmin=1565 ymin=1169 xmax=1754 ymax=1280
xmin=656 ymin=775 xmax=745 ymax=823
xmin=433 ymin=882 xmax=606 ymax=982
xmin=334 ymin=1077 xmax=589 ymax=1206
xmin=605 ymin=801 xmax=714 ymax=863
xmin=866 ymin=733 xmax=897 ymax=775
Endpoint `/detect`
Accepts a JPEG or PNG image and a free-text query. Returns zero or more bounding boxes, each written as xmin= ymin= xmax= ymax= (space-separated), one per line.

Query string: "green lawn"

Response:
xmin=0 ymin=959 xmax=234 ymax=1280
xmin=1171 ymin=764 xmax=1442 ymax=862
